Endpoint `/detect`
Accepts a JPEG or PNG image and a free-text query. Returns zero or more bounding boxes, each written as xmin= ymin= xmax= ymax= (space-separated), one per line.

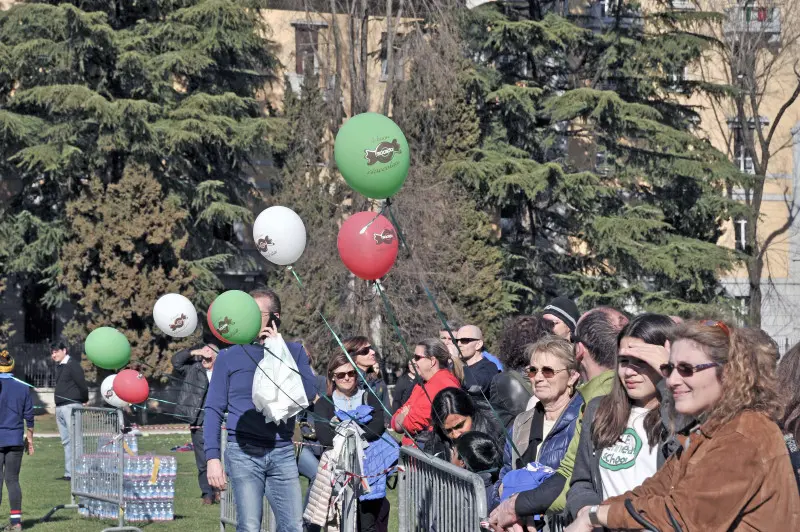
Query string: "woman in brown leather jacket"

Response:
xmin=565 ymin=320 xmax=800 ymax=532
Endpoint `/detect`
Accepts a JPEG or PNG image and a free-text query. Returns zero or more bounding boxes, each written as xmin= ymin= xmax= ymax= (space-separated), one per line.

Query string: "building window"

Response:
xmin=733 ymin=129 xmax=755 ymax=175
xmin=734 ymin=216 xmax=747 ymax=251
xmin=380 ymin=33 xmax=405 ymax=81
xmin=295 ymin=26 xmax=319 ymax=76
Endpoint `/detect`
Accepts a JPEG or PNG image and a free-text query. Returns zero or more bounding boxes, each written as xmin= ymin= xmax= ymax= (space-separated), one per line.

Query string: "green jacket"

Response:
xmin=547 ymin=370 xmax=615 ymax=513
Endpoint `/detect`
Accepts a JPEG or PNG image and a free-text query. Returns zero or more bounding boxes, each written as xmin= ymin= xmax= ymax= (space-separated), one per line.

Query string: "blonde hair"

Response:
xmin=671 ymin=321 xmax=783 ymax=434
xmin=525 ymin=335 xmax=578 ymax=373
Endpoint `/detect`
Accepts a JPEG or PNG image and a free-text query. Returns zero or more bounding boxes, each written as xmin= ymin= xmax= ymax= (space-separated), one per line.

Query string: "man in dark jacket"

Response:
xmin=171 ymin=339 xmax=219 ymax=504
xmin=52 ymin=340 xmax=89 ymax=481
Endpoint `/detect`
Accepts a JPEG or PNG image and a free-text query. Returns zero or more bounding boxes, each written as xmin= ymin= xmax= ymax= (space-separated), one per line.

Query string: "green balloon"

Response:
xmin=209 ymin=290 xmax=261 ymax=345
xmin=334 ymin=113 xmax=410 ymax=199
xmin=85 ymin=327 xmax=131 ymax=370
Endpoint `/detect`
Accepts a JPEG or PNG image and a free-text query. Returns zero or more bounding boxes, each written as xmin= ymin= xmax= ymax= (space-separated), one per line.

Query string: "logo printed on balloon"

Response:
xmin=255 ymin=235 xmax=275 ymax=255
xmin=169 ymin=314 xmax=188 ymax=332
xmin=365 ymin=139 xmax=401 ymax=165
xmin=373 ymin=229 xmax=396 ymax=245
xmin=217 ymin=317 xmax=232 ymax=335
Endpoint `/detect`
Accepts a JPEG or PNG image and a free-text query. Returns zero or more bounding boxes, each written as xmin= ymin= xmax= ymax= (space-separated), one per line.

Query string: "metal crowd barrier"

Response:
xmin=219 ymin=428 xmax=275 ymax=532
xmin=398 ymin=445 xmax=489 ymax=532
xmin=43 ymin=406 xmax=141 ymax=532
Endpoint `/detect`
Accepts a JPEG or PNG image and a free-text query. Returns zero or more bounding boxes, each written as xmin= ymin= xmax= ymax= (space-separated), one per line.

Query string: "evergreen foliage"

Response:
xmin=450 ymin=0 xmax=744 ymax=316
xmin=0 ymin=0 xmax=282 ymax=369
xmin=59 ymin=165 xmax=196 ymax=378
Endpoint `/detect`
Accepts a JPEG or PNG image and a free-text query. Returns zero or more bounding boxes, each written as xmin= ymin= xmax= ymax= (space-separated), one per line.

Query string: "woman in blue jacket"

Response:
xmin=0 ymin=350 xmax=34 ymax=531
xmin=492 ymin=335 xmax=581 ymax=513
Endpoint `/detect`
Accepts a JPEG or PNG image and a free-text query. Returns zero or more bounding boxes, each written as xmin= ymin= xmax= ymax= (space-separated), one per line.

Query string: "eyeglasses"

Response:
xmin=352 ymin=345 xmax=373 ymax=356
xmin=527 ymin=365 xmax=568 ymax=379
xmin=659 ymin=362 xmax=719 ymax=378
xmin=701 ymin=320 xmax=730 ymax=336
xmin=456 ymin=338 xmax=479 ymax=345
xmin=413 ymin=354 xmax=429 ymax=362
xmin=333 ymin=370 xmax=356 ymax=380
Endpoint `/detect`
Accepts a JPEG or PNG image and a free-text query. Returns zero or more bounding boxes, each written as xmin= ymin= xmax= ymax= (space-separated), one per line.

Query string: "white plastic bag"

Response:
xmin=252 ymin=335 xmax=309 ymax=424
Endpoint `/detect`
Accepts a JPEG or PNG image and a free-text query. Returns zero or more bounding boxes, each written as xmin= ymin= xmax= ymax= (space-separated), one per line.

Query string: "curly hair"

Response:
xmin=498 ymin=315 xmax=554 ymax=371
xmin=670 ymin=321 xmax=783 ymax=434
xmin=778 ymin=342 xmax=800 ymax=441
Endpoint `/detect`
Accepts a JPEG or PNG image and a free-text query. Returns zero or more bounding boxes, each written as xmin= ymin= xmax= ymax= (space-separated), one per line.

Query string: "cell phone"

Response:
xmin=267 ymin=312 xmax=281 ymax=330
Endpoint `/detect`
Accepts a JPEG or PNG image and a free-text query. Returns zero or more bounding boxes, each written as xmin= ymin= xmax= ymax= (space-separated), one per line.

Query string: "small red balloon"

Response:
xmin=113 ymin=369 xmax=150 ymax=404
xmin=337 ymin=211 xmax=399 ymax=280
xmin=206 ymin=302 xmax=232 ymax=345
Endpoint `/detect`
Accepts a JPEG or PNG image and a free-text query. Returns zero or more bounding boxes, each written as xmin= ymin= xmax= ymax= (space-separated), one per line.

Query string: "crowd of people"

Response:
xmin=1 ymin=289 xmax=800 ymax=532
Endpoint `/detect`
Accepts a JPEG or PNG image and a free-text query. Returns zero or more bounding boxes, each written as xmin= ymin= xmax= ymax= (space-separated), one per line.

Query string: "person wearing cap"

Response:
xmin=51 ymin=339 xmax=88 ymax=481
xmin=0 ymin=350 xmax=34 ymax=531
xmin=542 ymin=297 xmax=580 ymax=341
xmin=171 ymin=338 xmax=220 ymax=505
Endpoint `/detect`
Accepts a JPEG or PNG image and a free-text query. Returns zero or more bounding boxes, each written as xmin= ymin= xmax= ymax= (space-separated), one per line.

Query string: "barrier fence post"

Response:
xmin=398 ymin=445 xmax=489 ymax=532
xmin=42 ymin=406 xmax=142 ymax=532
xmin=219 ymin=426 xmax=275 ymax=532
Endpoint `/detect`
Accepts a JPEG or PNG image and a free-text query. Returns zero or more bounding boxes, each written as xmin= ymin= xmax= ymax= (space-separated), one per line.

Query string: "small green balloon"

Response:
xmin=85 ymin=327 xmax=132 ymax=370
xmin=334 ymin=113 xmax=410 ymax=199
xmin=209 ymin=290 xmax=261 ymax=345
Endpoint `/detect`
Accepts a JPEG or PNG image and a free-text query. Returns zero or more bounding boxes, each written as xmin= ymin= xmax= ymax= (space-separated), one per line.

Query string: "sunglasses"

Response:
xmin=201 ymin=357 xmax=214 ymax=363
xmin=701 ymin=320 xmax=731 ymax=336
xmin=456 ymin=338 xmax=479 ymax=345
xmin=659 ymin=362 xmax=719 ymax=378
xmin=352 ymin=345 xmax=373 ymax=356
xmin=527 ymin=365 xmax=568 ymax=379
xmin=413 ymin=354 xmax=429 ymax=362
xmin=333 ymin=370 xmax=356 ymax=380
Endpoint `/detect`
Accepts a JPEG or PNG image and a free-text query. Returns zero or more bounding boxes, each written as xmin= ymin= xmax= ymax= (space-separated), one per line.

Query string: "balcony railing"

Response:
xmin=723 ymin=5 xmax=781 ymax=45
xmin=670 ymin=0 xmax=695 ymax=10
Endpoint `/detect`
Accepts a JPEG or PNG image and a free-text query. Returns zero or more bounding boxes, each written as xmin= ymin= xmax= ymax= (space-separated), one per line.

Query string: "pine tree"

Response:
xmin=59 ymin=165 xmax=196 ymax=378
xmin=448 ymin=1 xmax=743 ymax=316
xmin=0 ymin=0 xmax=283 ymax=359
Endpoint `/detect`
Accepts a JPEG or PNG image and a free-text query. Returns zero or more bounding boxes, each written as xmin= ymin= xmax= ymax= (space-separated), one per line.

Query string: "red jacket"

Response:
xmin=391 ymin=369 xmax=460 ymax=446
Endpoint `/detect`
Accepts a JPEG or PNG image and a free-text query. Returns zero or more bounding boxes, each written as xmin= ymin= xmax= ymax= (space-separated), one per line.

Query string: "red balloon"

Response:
xmin=206 ymin=302 xmax=232 ymax=344
xmin=113 ymin=369 xmax=150 ymax=404
xmin=337 ymin=211 xmax=399 ymax=280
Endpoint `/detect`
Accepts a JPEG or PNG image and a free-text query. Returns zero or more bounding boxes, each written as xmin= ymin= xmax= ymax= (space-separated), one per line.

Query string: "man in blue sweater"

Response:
xmin=205 ymin=289 xmax=316 ymax=532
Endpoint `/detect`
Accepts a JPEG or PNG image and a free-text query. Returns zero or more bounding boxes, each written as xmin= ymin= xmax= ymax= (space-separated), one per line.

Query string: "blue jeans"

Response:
xmin=225 ymin=442 xmax=303 ymax=532
xmin=296 ymin=445 xmax=319 ymax=508
xmin=55 ymin=404 xmax=80 ymax=478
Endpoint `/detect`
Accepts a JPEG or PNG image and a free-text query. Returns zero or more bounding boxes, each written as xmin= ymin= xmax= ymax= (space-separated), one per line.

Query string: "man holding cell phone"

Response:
xmin=205 ymin=288 xmax=316 ymax=532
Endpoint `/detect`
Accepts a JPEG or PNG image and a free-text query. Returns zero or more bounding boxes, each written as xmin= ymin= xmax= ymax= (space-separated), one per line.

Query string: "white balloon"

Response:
xmin=153 ymin=293 xmax=197 ymax=338
xmin=101 ymin=374 xmax=129 ymax=409
xmin=252 ymin=206 xmax=307 ymax=265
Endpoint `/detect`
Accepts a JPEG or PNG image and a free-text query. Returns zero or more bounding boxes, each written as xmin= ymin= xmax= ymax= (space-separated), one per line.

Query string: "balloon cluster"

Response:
xmin=88 ymin=112 xmax=411 ymax=409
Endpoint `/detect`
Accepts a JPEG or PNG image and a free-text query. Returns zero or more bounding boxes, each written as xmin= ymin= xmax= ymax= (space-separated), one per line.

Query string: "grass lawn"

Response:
xmin=10 ymin=434 xmax=400 ymax=531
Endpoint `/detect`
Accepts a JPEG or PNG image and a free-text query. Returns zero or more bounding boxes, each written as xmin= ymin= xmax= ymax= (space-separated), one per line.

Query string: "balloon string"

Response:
xmin=357 ymin=202 xmax=389 ymax=235
xmin=133 ymin=359 xmax=208 ymax=391
xmin=285 ymin=266 xmax=422 ymax=447
xmin=384 ymin=201 xmax=520 ymax=457
xmin=373 ymin=282 xmax=448 ymax=432
xmin=287 ymin=265 xmax=304 ymax=288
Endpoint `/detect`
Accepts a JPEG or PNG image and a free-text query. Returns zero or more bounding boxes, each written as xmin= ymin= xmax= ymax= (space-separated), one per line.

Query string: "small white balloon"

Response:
xmin=252 ymin=206 xmax=307 ymax=265
xmin=101 ymin=374 xmax=129 ymax=409
xmin=153 ymin=293 xmax=197 ymax=338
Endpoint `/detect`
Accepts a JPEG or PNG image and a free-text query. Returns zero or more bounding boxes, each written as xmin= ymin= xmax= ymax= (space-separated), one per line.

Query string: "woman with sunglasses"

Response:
xmin=314 ymin=352 xmax=397 ymax=532
xmin=426 ymin=387 xmax=505 ymax=464
xmin=566 ymin=313 xmax=680 ymax=522
xmin=344 ymin=336 xmax=393 ymax=417
xmin=391 ymin=339 xmax=461 ymax=447
xmin=565 ymin=320 xmax=800 ymax=532
xmin=491 ymin=336 xmax=580 ymax=514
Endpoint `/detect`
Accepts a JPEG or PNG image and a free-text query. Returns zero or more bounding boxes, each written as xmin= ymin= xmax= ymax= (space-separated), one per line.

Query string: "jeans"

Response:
xmin=225 ymin=442 xmax=303 ymax=532
xmin=296 ymin=445 xmax=319 ymax=507
xmin=56 ymin=404 xmax=80 ymax=478
xmin=190 ymin=428 xmax=212 ymax=498
xmin=0 ymin=446 xmax=23 ymax=513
